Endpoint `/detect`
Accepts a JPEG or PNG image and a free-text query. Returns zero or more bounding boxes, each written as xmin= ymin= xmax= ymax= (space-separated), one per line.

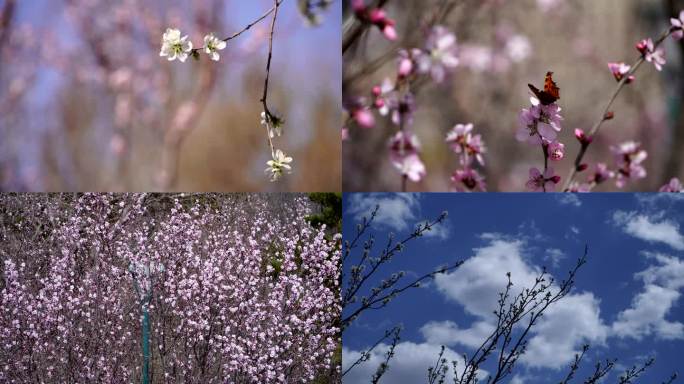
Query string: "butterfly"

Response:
xmin=528 ymin=71 xmax=560 ymax=105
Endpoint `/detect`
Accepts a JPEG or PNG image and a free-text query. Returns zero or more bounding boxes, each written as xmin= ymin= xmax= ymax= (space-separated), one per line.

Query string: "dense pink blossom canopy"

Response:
xmin=0 ymin=193 xmax=340 ymax=383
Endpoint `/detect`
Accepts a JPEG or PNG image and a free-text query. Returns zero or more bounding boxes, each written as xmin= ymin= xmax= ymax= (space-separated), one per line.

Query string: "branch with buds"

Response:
xmin=159 ymin=0 xmax=294 ymax=185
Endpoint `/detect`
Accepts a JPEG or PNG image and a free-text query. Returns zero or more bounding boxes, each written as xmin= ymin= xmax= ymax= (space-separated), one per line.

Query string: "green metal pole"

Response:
xmin=141 ymin=303 xmax=150 ymax=384
xmin=130 ymin=267 xmax=151 ymax=384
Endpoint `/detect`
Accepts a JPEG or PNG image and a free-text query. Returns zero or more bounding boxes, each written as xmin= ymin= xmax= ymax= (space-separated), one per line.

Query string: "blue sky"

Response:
xmin=343 ymin=193 xmax=684 ymax=384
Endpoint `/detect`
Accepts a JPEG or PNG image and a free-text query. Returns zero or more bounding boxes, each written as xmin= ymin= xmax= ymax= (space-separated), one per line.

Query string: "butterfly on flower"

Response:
xmin=528 ymin=71 xmax=560 ymax=105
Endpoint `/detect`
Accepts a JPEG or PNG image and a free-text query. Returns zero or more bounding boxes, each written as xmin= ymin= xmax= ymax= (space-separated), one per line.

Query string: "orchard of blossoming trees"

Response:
xmin=343 ymin=0 xmax=684 ymax=192
xmin=0 ymin=193 xmax=341 ymax=383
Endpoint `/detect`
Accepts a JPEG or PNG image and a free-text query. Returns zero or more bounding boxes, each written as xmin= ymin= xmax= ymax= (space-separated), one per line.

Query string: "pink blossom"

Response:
xmin=659 ymin=177 xmax=684 ymax=192
xmin=547 ymin=140 xmax=565 ymax=161
xmin=574 ymin=128 xmax=593 ymax=146
xmin=516 ymin=99 xmax=563 ymax=145
xmin=347 ymin=98 xmax=375 ymax=128
xmin=607 ymin=62 xmax=634 ymax=83
xmin=393 ymin=153 xmax=426 ymax=182
xmin=636 ymin=39 xmax=649 ymax=55
xmin=389 ymin=130 xmax=421 ymax=158
xmin=638 ymin=38 xmax=666 ymax=71
xmin=389 ymin=131 xmax=426 ymax=182
xmin=368 ymin=9 xmax=397 ymax=41
xmin=671 ymin=10 xmax=684 ymax=40
xmin=416 ymin=26 xmax=459 ymax=83
xmin=589 ymin=162 xmax=615 ymax=184
xmin=611 ymin=141 xmax=648 ymax=188
xmin=397 ymin=50 xmax=414 ymax=77
xmin=354 ymin=1 xmax=397 ymax=42
xmin=526 ymin=167 xmax=561 ymax=192
xmin=372 ymin=78 xmax=396 ymax=116
xmin=645 ymin=48 xmax=666 ymax=71
xmin=445 ymin=123 xmax=486 ymax=166
xmin=451 ymin=168 xmax=486 ymax=192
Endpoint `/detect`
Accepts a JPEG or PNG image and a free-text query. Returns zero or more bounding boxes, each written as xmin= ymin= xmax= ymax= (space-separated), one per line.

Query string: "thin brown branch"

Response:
xmin=260 ymin=0 xmax=283 ymax=157
xmin=562 ymin=27 xmax=673 ymax=190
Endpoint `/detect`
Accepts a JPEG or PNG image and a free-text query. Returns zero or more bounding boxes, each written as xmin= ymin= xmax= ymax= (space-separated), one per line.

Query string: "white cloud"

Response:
xmin=521 ymin=292 xmax=608 ymax=368
xmin=434 ymin=238 xmax=540 ymax=317
xmin=565 ymin=226 xmax=581 ymax=241
xmin=556 ymin=194 xmax=582 ymax=207
xmin=420 ymin=320 xmax=495 ymax=349
xmin=516 ymin=221 xmax=547 ymax=242
xmin=510 ymin=375 xmax=526 ymax=384
xmin=346 ymin=193 xmax=421 ymax=231
xmin=543 ymin=248 xmax=566 ymax=268
xmin=611 ymin=253 xmax=684 ymax=340
xmin=611 ymin=211 xmax=684 ymax=250
xmin=635 ymin=193 xmax=684 ymax=205
xmin=433 ymin=238 xmax=608 ymax=369
xmin=342 ymin=342 xmax=483 ymax=384
xmin=636 ymin=252 xmax=684 ymax=290
xmin=612 ymin=284 xmax=683 ymax=340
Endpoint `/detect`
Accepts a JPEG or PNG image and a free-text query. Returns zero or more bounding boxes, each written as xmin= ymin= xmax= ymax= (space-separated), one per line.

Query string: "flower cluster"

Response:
xmin=567 ymin=140 xmax=649 ymax=191
xmin=160 ymin=28 xmax=227 ymax=63
xmin=446 ymin=123 xmax=486 ymax=191
xmin=416 ymin=26 xmax=459 ymax=83
xmin=517 ymin=96 xmax=564 ymax=147
xmin=261 ymin=110 xmax=293 ymax=182
xmin=636 ymin=38 xmax=666 ymax=71
xmin=388 ymin=131 xmax=426 ymax=183
xmin=344 ymin=25 xmax=462 ymax=189
xmin=0 ymin=194 xmax=340 ymax=383
xmin=351 ymin=0 xmax=397 ymax=41
xmin=526 ymin=167 xmax=561 ymax=192
xmin=611 ymin=141 xmax=648 ymax=188
xmin=517 ymin=94 xmax=565 ymax=191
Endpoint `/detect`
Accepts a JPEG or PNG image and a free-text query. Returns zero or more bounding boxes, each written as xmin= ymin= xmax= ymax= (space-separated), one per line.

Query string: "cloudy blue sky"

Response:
xmin=342 ymin=193 xmax=684 ymax=384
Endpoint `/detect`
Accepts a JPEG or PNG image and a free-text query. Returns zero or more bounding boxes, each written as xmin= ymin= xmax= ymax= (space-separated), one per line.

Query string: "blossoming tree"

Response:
xmin=0 ymin=193 xmax=340 ymax=383
xmin=343 ymin=206 xmax=678 ymax=384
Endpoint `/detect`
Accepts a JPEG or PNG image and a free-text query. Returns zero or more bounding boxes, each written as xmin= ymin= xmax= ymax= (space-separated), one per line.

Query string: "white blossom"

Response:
xmin=160 ymin=28 xmax=193 ymax=62
xmin=203 ymin=33 xmax=227 ymax=61
xmin=265 ymin=149 xmax=293 ymax=181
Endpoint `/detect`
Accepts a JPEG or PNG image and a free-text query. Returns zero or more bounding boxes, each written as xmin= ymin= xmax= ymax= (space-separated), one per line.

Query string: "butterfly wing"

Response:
xmin=528 ymin=83 xmax=542 ymax=97
xmin=542 ymin=71 xmax=560 ymax=101
xmin=528 ymin=72 xmax=559 ymax=105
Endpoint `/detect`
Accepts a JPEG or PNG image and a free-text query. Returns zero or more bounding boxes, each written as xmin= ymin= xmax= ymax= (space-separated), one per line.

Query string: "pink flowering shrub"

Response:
xmin=0 ymin=193 xmax=340 ymax=383
xmin=343 ymin=1 xmax=684 ymax=192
